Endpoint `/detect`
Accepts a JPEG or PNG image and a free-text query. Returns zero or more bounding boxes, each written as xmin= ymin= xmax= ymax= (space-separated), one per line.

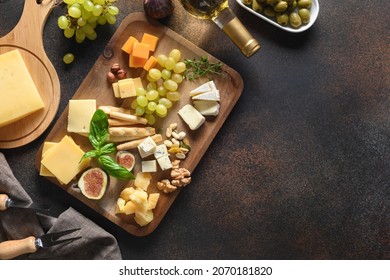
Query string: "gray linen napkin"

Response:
xmin=0 ymin=152 xmax=122 ymax=259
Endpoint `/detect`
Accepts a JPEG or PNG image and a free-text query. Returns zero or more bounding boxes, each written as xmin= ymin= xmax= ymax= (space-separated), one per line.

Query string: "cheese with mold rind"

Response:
xmin=189 ymin=81 xmax=216 ymax=96
xmin=178 ymin=104 xmax=205 ymax=130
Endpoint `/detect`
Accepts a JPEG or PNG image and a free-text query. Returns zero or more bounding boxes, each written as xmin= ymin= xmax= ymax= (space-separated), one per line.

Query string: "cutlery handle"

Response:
xmin=0 ymin=194 xmax=8 ymax=211
xmin=0 ymin=236 xmax=37 ymax=259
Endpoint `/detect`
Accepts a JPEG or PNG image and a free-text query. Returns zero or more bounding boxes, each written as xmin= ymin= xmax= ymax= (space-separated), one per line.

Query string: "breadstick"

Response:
xmin=116 ymin=134 xmax=163 ymax=151
xmin=98 ymin=105 xmax=131 ymax=114
xmin=109 ymin=126 xmax=155 ymax=137
xmin=108 ymin=118 xmax=144 ymax=127
xmin=109 ymin=111 xmax=148 ymax=125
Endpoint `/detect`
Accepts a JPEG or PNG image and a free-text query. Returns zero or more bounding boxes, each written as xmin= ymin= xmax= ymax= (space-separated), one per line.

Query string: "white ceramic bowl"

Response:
xmin=235 ymin=0 xmax=319 ymax=33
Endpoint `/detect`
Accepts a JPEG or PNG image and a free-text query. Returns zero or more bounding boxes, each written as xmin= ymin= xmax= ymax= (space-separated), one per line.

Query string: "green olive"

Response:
xmin=252 ymin=0 xmax=263 ymax=12
xmin=274 ymin=1 xmax=288 ymax=12
xmin=263 ymin=6 xmax=276 ymax=17
xmin=289 ymin=12 xmax=302 ymax=28
xmin=297 ymin=0 xmax=312 ymax=8
xmin=298 ymin=8 xmax=310 ymax=24
xmin=285 ymin=0 xmax=295 ymax=4
xmin=276 ymin=13 xmax=289 ymax=26
xmin=288 ymin=0 xmax=297 ymax=10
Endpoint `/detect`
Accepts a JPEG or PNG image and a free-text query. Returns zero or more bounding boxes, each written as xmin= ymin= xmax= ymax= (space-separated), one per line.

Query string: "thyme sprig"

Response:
xmin=183 ymin=56 xmax=223 ymax=81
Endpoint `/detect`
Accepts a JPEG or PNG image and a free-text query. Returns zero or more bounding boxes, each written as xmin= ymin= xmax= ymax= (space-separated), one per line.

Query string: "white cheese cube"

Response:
xmin=189 ymin=81 xmax=216 ymax=96
xmin=157 ymin=155 xmax=173 ymax=171
xmin=138 ymin=136 xmax=157 ymax=158
xmin=154 ymin=144 xmax=168 ymax=159
xmin=142 ymin=160 xmax=157 ymax=172
xmin=193 ymin=100 xmax=220 ymax=116
xmin=178 ymin=104 xmax=205 ymax=130
xmin=191 ymin=90 xmax=220 ymax=101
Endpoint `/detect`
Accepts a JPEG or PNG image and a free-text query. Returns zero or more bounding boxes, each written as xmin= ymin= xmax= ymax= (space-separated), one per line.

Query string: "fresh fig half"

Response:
xmin=78 ymin=167 xmax=109 ymax=200
xmin=116 ymin=151 xmax=135 ymax=171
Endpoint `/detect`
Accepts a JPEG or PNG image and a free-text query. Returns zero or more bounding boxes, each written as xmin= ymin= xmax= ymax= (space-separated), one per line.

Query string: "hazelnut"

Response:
xmin=107 ymin=71 xmax=116 ymax=83
xmin=110 ymin=63 xmax=121 ymax=74
xmin=116 ymin=69 xmax=127 ymax=80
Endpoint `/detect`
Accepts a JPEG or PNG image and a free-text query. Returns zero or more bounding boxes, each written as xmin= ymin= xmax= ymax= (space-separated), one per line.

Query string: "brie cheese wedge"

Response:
xmin=178 ymin=104 xmax=205 ymax=130
xmin=193 ymin=100 xmax=220 ymax=116
xmin=189 ymin=81 xmax=216 ymax=96
xmin=191 ymin=90 xmax=220 ymax=101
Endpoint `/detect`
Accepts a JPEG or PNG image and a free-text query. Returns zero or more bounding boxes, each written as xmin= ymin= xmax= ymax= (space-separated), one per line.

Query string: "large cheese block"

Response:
xmin=0 ymin=49 xmax=45 ymax=127
xmin=40 ymin=135 xmax=90 ymax=184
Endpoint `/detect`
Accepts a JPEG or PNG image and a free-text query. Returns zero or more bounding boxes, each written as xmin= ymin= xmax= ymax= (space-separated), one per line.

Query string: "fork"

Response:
xmin=0 ymin=228 xmax=81 ymax=259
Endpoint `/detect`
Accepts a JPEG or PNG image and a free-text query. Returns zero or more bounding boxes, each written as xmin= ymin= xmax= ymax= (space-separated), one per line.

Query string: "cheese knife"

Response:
xmin=0 ymin=228 xmax=81 ymax=259
xmin=0 ymin=194 xmax=50 ymax=211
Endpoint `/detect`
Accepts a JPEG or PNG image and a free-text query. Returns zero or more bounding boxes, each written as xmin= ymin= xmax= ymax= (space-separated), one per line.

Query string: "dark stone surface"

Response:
xmin=0 ymin=0 xmax=389 ymax=259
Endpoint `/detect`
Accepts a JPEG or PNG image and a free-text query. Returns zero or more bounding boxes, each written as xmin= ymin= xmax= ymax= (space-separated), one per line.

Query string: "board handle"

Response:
xmin=0 ymin=0 xmax=58 ymax=50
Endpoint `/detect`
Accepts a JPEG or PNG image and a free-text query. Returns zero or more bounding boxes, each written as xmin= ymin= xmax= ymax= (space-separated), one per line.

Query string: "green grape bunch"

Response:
xmin=130 ymin=49 xmax=186 ymax=125
xmin=57 ymin=0 xmax=119 ymax=43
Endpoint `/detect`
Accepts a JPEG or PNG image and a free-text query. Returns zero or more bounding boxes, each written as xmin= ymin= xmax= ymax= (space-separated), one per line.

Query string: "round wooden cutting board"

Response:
xmin=0 ymin=0 xmax=60 ymax=149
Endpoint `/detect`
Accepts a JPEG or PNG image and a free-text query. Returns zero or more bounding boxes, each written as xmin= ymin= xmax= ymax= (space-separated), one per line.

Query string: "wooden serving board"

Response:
xmin=0 ymin=0 xmax=60 ymax=149
xmin=36 ymin=12 xmax=243 ymax=236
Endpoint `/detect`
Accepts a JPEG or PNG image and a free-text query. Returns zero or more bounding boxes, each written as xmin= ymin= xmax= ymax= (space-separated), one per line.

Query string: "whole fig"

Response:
xmin=143 ymin=0 xmax=175 ymax=20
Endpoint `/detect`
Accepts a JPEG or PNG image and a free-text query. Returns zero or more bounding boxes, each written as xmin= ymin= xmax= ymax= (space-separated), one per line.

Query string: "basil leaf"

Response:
xmin=100 ymin=143 xmax=116 ymax=156
xmin=89 ymin=109 xmax=109 ymax=149
xmin=80 ymin=150 xmax=99 ymax=161
xmin=98 ymin=155 xmax=134 ymax=180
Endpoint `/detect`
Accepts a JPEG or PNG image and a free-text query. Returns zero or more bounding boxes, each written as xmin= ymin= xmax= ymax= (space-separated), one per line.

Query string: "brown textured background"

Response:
xmin=1 ymin=0 xmax=389 ymax=259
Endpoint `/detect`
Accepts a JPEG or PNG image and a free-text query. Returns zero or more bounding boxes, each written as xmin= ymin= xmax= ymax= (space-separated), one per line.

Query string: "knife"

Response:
xmin=0 ymin=194 xmax=50 ymax=211
xmin=0 ymin=228 xmax=81 ymax=259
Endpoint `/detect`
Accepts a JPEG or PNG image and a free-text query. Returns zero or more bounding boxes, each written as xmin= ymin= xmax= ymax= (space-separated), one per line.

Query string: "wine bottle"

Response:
xmin=179 ymin=0 xmax=260 ymax=57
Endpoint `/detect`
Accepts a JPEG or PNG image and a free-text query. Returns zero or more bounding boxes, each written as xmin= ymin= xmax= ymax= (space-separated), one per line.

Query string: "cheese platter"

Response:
xmin=35 ymin=12 xmax=243 ymax=236
xmin=0 ymin=0 xmax=60 ymax=149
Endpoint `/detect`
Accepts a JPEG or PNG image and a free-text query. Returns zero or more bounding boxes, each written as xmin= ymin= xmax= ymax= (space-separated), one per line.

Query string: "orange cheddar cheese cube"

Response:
xmin=141 ymin=33 xmax=159 ymax=52
xmin=143 ymin=56 xmax=158 ymax=71
xmin=129 ymin=55 xmax=148 ymax=68
xmin=132 ymin=42 xmax=150 ymax=60
xmin=121 ymin=36 xmax=138 ymax=54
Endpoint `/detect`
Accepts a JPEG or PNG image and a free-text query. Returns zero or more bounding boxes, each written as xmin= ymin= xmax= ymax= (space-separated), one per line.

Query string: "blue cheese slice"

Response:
xmin=193 ymin=100 xmax=220 ymax=116
xmin=189 ymin=81 xmax=216 ymax=96
xmin=138 ymin=136 xmax=157 ymax=158
xmin=154 ymin=144 xmax=168 ymax=159
xmin=178 ymin=104 xmax=205 ymax=130
xmin=157 ymin=155 xmax=173 ymax=171
xmin=191 ymin=90 xmax=220 ymax=101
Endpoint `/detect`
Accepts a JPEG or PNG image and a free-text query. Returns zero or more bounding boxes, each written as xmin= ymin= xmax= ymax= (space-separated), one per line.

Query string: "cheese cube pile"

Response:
xmin=121 ymin=32 xmax=159 ymax=70
xmin=138 ymin=136 xmax=173 ymax=172
xmin=116 ymin=172 xmax=160 ymax=227
xmin=0 ymin=49 xmax=45 ymax=127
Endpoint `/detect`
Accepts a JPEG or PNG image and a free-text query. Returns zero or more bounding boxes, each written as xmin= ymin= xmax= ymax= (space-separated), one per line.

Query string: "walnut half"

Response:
xmin=157 ymin=160 xmax=192 ymax=193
